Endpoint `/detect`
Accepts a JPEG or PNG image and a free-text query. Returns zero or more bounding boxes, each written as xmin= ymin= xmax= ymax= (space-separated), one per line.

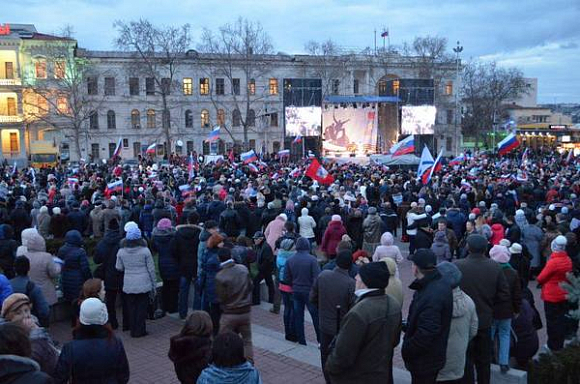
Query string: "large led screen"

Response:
xmin=322 ymin=106 xmax=378 ymax=155
xmin=401 ymin=105 xmax=436 ymax=135
xmin=284 ymin=106 xmax=322 ymax=137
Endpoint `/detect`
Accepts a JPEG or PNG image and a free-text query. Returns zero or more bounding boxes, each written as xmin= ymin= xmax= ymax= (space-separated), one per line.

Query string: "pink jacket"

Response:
xmin=265 ymin=216 xmax=286 ymax=250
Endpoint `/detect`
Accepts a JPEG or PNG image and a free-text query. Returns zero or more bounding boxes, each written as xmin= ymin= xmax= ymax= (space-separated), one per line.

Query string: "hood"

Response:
xmin=65 ymin=230 xmax=83 ymax=246
xmin=199 ymin=362 xmax=258 ymax=384
xmin=491 ymin=223 xmax=503 ymax=233
xmin=286 ymin=200 xmax=294 ymax=210
xmin=32 ymin=201 xmax=41 ymax=209
xmin=328 ymin=220 xmax=344 ymax=230
xmin=21 ymin=228 xmax=38 ymax=248
xmin=175 ymin=224 xmax=201 ymax=239
xmin=447 ymin=210 xmax=459 ymax=218
xmin=451 ymin=288 xmax=472 ymax=318
xmin=434 ymin=231 xmax=448 ymax=243
xmin=143 ymin=204 xmax=152 ymax=211
xmin=152 ymin=226 xmax=176 ymax=239
xmin=380 ymin=232 xmax=394 ymax=246
xmin=103 ymin=229 xmax=122 ymax=244
xmin=27 ymin=232 xmax=46 ymax=252
xmin=0 ymin=355 xmax=40 ymax=380
xmin=296 ymin=237 xmax=311 ymax=252
xmin=301 ymin=207 xmax=309 ymax=216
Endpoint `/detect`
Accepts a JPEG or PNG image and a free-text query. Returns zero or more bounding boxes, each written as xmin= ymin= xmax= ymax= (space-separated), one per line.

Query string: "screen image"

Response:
xmin=401 ymin=105 xmax=436 ymax=135
xmin=322 ymin=106 xmax=378 ymax=155
xmin=284 ymin=106 xmax=322 ymax=137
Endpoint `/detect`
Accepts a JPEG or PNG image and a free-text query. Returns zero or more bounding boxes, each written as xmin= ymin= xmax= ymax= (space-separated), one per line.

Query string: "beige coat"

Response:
xmin=383 ymin=257 xmax=404 ymax=309
xmin=24 ymin=233 xmax=60 ymax=305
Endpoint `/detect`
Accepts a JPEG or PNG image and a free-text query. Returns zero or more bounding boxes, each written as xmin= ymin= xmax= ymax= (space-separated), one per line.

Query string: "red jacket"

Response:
xmin=490 ymin=223 xmax=505 ymax=245
xmin=321 ymin=221 xmax=346 ymax=258
xmin=537 ymin=250 xmax=573 ymax=303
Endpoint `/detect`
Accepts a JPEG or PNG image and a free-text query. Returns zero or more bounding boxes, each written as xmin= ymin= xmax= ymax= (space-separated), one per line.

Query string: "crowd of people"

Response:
xmin=0 ymin=146 xmax=578 ymax=384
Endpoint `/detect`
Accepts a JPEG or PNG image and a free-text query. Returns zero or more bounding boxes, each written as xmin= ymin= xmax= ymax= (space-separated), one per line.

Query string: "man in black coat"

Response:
xmin=403 ymin=249 xmax=453 ymax=383
xmin=219 ymin=201 xmax=242 ymax=238
xmin=171 ymin=212 xmax=202 ymax=319
xmin=67 ymin=202 xmax=88 ymax=234
xmin=10 ymin=201 xmax=31 ymax=242
xmin=455 ymin=234 xmax=511 ymax=384
xmin=252 ymin=231 xmax=275 ymax=306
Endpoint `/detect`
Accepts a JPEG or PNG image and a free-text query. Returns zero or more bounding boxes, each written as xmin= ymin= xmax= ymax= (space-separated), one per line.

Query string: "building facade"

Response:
xmin=0 ymin=23 xmax=460 ymax=163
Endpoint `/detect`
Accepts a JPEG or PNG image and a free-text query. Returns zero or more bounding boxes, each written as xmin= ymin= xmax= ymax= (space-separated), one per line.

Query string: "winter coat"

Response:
xmin=67 ymin=209 xmax=88 ymax=234
xmin=310 ymin=267 xmax=355 ymax=335
xmin=197 ymin=362 xmax=262 ymax=384
xmin=255 ymin=242 xmax=275 ymax=275
xmin=362 ymin=214 xmax=383 ymax=254
xmin=297 ymin=208 xmax=316 ymax=239
xmin=200 ymin=248 xmax=220 ymax=304
xmin=510 ymin=299 xmax=539 ymax=365
xmin=325 ymin=290 xmax=401 ymax=384
xmin=57 ymin=230 xmax=92 ymax=301
xmin=414 ymin=227 xmax=433 ymax=250
xmin=284 ymin=238 xmax=320 ymax=294
xmin=89 ymin=206 xmax=104 ymax=238
xmin=494 ymin=264 xmax=522 ymax=319
xmin=116 ymin=239 xmax=157 ymax=294
xmin=216 ymin=261 xmax=253 ymax=314
xmin=345 ymin=215 xmax=364 ymax=250
xmin=10 ymin=276 xmax=49 ymax=326
xmin=0 ymin=355 xmax=52 ymax=384
xmin=53 ymin=325 xmax=129 ymax=384
xmin=0 ymin=273 xmax=12 ymax=305
xmin=406 ymin=211 xmax=427 ymax=236
xmin=206 ymin=200 xmax=226 ymax=223
xmin=455 ymin=253 xmax=511 ymax=329
xmin=152 ymin=227 xmax=178 ymax=281
xmin=171 ymin=224 xmax=201 ymax=279
xmin=37 ymin=212 xmax=51 ymax=239
xmin=490 ymin=223 xmax=505 ymax=245
xmin=197 ymin=230 xmax=211 ymax=277
xmin=101 ymin=208 xmax=121 ymax=234
xmin=49 ymin=214 xmax=68 ymax=239
xmin=537 ymin=250 xmax=573 ymax=303
xmin=436 ymin=287 xmax=478 ymax=381
xmin=372 ymin=232 xmax=403 ymax=276
xmin=383 ymin=258 xmax=403 ymax=308
xmin=0 ymin=226 xmax=17 ymax=279
xmin=23 ymin=233 xmax=60 ymax=305
xmin=93 ymin=229 xmax=123 ymax=290
xmin=168 ymin=333 xmax=211 ymax=384
xmin=521 ymin=224 xmax=544 ymax=268
xmin=264 ymin=216 xmax=286 ymax=251
xmin=219 ymin=208 xmax=242 ymax=238
xmin=321 ymin=221 xmax=347 ymax=258
xmin=446 ymin=209 xmax=466 ymax=239
xmin=139 ymin=205 xmax=154 ymax=233
xmin=403 ymin=270 xmax=453 ymax=376
xmin=10 ymin=207 xmax=31 ymax=241
xmin=431 ymin=231 xmax=452 ymax=262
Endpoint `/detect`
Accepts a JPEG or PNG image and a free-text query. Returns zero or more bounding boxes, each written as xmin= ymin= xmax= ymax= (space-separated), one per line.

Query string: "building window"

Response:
xmin=147 ymin=109 xmax=156 ymax=128
xmin=273 ymin=141 xmax=280 ymax=153
xmin=9 ymin=132 xmax=18 ymax=153
xmin=133 ymin=142 xmax=141 ymax=157
xmin=36 ymin=94 xmax=48 ymax=115
xmin=186 ymin=141 xmax=194 ymax=154
xmin=91 ymin=143 xmax=100 ymax=159
xmin=7 ymin=97 xmax=16 ymax=116
xmin=392 ymin=80 xmax=400 ymax=94
xmin=445 ymin=81 xmax=453 ymax=95
xmin=216 ymin=78 xmax=225 ymax=95
xmin=108 ymin=143 xmax=117 ymax=158
xmin=201 ymin=109 xmax=210 ymax=128
xmin=57 ymin=97 xmax=68 ymax=114
xmin=446 ymin=109 xmax=453 ymax=124
xmin=104 ymin=77 xmax=116 ymax=96
xmin=249 ymin=139 xmax=256 ymax=151
xmin=446 ymin=137 xmax=453 ymax=152
xmin=5 ymin=62 xmax=14 ymax=79
xmin=200 ymin=78 xmax=210 ymax=95
xmin=232 ymin=78 xmax=240 ymax=95
xmin=54 ymin=61 xmax=66 ymax=79
xmin=107 ymin=110 xmax=116 ymax=129
xmin=270 ymin=112 xmax=278 ymax=127
xmin=203 ymin=141 xmax=210 ymax=155
xmin=218 ymin=139 xmax=225 ymax=154
xmin=269 ymin=79 xmax=278 ymax=95
xmin=183 ymin=78 xmax=192 ymax=95
xmin=87 ymin=76 xmax=98 ymax=95
xmin=331 ymin=79 xmax=340 ymax=95
xmin=175 ymin=144 xmax=183 ymax=155
xmin=162 ymin=109 xmax=170 ymax=129
xmin=232 ymin=109 xmax=241 ymax=127
xmin=146 ymin=77 xmax=155 ymax=95
xmin=353 ymin=79 xmax=359 ymax=94
xmin=217 ymin=109 xmax=225 ymax=126
xmin=35 ymin=61 xmax=47 ymax=79
xmin=89 ymin=111 xmax=99 ymax=129
xmin=123 ymin=138 xmax=129 ymax=148
xmin=131 ymin=109 xmax=140 ymax=129
xmin=185 ymin=109 xmax=193 ymax=128
xmin=248 ymin=79 xmax=256 ymax=95
xmin=161 ymin=78 xmax=171 ymax=95
xmin=247 ymin=109 xmax=255 ymax=126
xmin=129 ymin=77 xmax=139 ymax=96
xmin=378 ymin=80 xmax=387 ymax=95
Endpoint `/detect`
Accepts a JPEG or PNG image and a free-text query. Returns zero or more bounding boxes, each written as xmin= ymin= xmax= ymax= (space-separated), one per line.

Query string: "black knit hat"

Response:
xmin=358 ymin=262 xmax=390 ymax=289
xmin=336 ymin=250 xmax=353 ymax=270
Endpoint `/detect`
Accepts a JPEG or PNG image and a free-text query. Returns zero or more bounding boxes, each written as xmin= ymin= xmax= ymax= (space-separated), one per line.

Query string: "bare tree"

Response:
xmin=197 ymin=17 xmax=274 ymax=149
xmin=304 ymin=39 xmax=352 ymax=99
xmin=22 ymin=36 xmax=106 ymax=160
xmin=114 ymin=19 xmax=191 ymax=152
xmin=403 ymin=36 xmax=453 ymax=81
xmin=461 ymin=60 xmax=529 ymax=146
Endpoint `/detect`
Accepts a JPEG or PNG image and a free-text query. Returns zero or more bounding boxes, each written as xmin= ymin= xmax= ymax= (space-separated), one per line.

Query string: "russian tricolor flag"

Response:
xmin=105 ymin=180 xmax=123 ymax=195
xmin=240 ymin=150 xmax=258 ymax=164
xmin=422 ymin=150 xmax=443 ymax=185
xmin=188 ymin=153 xmax=195 ymax=180
xmin=113 ymin=138 xmax=122 ymax=158
xmin=390 ymin=135 xmax=415 ymax=157
xmin=179 ymin=184 xmax=194 ymax=197
xmin=293 ymin=135 xmax=302 ymax=144
xmin=278 ymin=149 xmax=290 ymax=158
xmin=146 ymin=143 xmax=157 ymax=154
xmin=449 ymin=153 xmax=465 ymax=166
xmin=206 ymin=126 xmax=220 ymax=142
xmin=248 ymin=163 xmax=259 ymax=173
xmin=497 ymin=133 xmax=520 ymax=156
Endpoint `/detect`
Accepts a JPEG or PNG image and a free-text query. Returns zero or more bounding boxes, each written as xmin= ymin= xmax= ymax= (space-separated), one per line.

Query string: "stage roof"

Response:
xmin=323 ymin=95 xmax=401 ymax=104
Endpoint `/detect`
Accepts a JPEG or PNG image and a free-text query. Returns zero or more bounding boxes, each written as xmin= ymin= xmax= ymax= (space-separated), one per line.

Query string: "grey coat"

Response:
xmin=310 ymin=267 xmax=355 ymax=335
xmin=24 ymin=233 xmax=60 ymax=305
xmin=521 ymin=224 xmax=543 ymax=268
xmin=116 ymin=242 xmax=156 ymax=294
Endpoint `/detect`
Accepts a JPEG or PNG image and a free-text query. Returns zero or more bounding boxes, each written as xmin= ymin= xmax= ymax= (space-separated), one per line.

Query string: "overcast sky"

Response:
xmin=10 ymin=0 xmax=580 ymax=103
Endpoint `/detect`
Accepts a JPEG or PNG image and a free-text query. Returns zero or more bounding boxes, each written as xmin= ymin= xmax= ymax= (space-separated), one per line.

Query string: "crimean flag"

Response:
xmin=305 ymin=158 xmax=334 ymax=185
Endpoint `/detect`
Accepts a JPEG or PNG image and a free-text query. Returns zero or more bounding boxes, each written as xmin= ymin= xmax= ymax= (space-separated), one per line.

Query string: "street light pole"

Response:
xmin=453 ymin=41 xmax=463 ymax=156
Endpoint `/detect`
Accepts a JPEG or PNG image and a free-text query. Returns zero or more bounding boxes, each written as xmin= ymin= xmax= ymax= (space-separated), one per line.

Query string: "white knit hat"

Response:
xmin=124 ymin=221 xmax=139 ymax=232
xmin=79 ymin=298 xmax=108 ymax=326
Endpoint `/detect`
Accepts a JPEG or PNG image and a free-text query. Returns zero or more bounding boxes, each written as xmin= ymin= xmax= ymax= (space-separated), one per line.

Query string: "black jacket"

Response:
xmin=494 ymin=265 xmax=522 ymax=319
xmin=402 ymin=270 xmax=453 ymax=375
xmin=93 ymin=229 xmax=123 ymax=290
xmin=0 ymin=355 xmax=52 ymax=384
xmin=171 ymin=224 xmax=202 ymax=279
xmin=255 ymin=242 xmax=275 ymax=274
xmin=219 ymin=208 xmax=241 ymax=238
xmin=414 ymin=227 xmax=433 ymax=250
xmin=67 ymin=210 xmax=88 ymax=234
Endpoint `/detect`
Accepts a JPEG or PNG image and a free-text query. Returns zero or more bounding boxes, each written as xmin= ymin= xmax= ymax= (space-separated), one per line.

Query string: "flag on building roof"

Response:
xmin=113 ymin=138 xmax=122 ymax=158
xmin=206 ymin=126 xmax=220 ymax=142
xmin=306 ymin=158 xmax=334 ymax=185
xmin=389 ymin=135 xmax=414 ymax=157
xmin=293 ymin=134 xmax=302 ymax=144
xmin=146 ymin=143 xmax=157 ymax=154
xmin=417 ymin=145 xmax=434 ymax=178
xmin=497 ymin=133 xmax=520 ymax=155
xmin=278 ymin=149 xmax=290 ymax=158
xmin=449 ymin=153 xmax=466 ymax=166
xmin=240 ymin=150 xmax=258 ymax=164
xmin=422 ymin=150 xmax=443 ymax=185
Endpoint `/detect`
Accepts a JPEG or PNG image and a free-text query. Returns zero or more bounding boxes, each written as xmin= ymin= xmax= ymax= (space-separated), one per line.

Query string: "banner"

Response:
xmin=322 ymin=106 xmax=378 ymax=155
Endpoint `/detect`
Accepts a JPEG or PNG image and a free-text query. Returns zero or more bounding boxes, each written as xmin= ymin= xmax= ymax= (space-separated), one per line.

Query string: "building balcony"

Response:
xmin=0 ymin=79 xmax=21 ymax=86
xmin=0 ymin=115 xmax=23 ymax=123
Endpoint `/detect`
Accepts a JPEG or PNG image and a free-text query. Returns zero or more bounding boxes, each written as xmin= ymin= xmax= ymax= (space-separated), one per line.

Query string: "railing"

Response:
xmin=0 ymin=115 xmax=23 ymax=123
xmin=0 ymin=79 xmax=21 ymax=86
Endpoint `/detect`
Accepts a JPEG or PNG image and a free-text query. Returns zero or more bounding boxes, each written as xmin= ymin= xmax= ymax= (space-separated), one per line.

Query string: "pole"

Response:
xmin=374 ymin=29 xmax=377 ymax=55
xmin=453 ymin=41 xmax=463 ymax=156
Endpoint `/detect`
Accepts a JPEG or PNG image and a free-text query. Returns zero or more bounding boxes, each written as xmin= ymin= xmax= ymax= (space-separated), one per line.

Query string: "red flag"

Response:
xmin=305 ymin=159 xmax=334 ymax=185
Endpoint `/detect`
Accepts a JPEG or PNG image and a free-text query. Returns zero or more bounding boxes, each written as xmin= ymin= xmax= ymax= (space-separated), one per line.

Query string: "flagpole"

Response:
xmin=302 ymin=138 xmax=305 ymax=159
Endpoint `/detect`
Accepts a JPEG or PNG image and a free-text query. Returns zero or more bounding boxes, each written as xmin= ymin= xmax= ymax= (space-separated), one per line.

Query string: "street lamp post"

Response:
xmin=453 ymin=41 xmax=463 ymax=156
